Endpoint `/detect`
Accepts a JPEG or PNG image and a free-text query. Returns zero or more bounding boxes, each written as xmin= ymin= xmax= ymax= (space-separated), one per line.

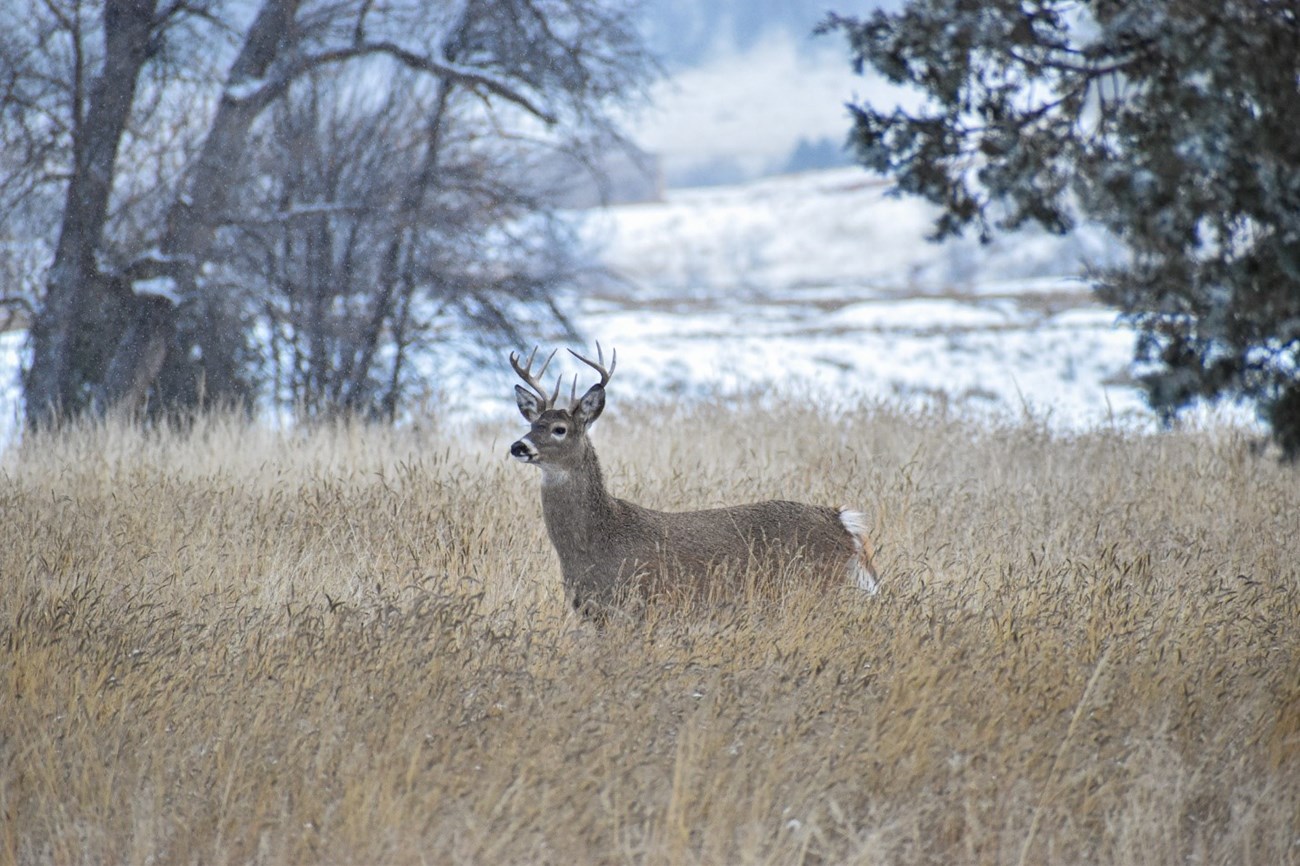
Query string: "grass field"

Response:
xmin=3 ymin=401 xmax=1298 ymax=864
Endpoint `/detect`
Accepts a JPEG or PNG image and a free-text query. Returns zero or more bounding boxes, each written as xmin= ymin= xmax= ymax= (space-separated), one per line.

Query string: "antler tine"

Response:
xmin=510 ymin=346 xmax=558 ymax=406
xmin=550 ymin=373 xmax=563 ymax=408
xmin=568 ymin=341 xmax=617 ymax=388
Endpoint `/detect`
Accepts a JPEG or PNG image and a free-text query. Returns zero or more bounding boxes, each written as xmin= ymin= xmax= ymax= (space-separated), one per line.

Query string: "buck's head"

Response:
xmin=509 ymin=343 xmax=616 ymax=472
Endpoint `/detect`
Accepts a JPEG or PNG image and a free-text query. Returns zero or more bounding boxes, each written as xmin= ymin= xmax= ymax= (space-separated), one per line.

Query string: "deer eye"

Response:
xmin=551 ymin=425 xmax=567 ymax=438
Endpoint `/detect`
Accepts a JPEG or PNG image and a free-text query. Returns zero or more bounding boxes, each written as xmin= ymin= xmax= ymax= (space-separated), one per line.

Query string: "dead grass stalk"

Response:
xmin=2 ymin=403 xmax=1298 ymax=864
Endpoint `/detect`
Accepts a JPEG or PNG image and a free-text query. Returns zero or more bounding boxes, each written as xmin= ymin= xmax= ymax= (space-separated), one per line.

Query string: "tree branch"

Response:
xmin=226 ymin=40 xmax=558 ymax=125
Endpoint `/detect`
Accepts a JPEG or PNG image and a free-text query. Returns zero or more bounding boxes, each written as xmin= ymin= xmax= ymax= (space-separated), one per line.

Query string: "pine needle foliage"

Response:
xmin=822 ymin=1 xmax=1300 ymax=456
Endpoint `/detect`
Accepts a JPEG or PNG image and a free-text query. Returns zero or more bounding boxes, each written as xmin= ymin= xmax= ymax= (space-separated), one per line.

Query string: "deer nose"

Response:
xmin=510 ymin=439 xmax=538 ymax=461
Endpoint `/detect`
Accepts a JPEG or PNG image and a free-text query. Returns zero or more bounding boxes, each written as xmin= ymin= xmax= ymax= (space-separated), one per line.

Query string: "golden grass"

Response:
xmin=3 ymin=402 xmax=1298 ymax=865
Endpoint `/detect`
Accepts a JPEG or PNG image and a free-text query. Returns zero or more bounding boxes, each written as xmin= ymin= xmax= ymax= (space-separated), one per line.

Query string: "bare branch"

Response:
xmin=225 ymin=41 xmax=557 ymax=125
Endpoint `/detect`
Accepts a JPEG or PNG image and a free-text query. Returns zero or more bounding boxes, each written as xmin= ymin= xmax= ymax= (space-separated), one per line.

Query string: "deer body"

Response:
xmin=510 ymin=345 xmax=879 ymax=615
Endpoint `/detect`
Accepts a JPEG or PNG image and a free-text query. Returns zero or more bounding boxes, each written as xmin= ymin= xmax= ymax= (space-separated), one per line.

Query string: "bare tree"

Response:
xmin=233 ymin=61 xmax=599 ymax=418
xmin=2 ymin=0 xmax=653 ymax=426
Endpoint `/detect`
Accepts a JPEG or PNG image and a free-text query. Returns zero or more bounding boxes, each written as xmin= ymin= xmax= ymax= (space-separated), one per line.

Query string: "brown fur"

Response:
xmin=510 ymin=349 xmax=878 ymax=616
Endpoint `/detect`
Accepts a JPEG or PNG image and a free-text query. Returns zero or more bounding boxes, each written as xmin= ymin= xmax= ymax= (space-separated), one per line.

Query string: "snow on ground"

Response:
xmin=582 ymin=169 xmax=1125 ymax=295
xmin=1 ymin=167 xmax=1240 ymax=447
xmin=543 ymin=167 xmax=1152 ymax=431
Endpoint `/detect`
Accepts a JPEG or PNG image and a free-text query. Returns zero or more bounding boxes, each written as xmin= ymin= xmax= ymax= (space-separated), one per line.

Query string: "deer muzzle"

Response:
xmin=510 ymin=437 xmax=539 ymax=463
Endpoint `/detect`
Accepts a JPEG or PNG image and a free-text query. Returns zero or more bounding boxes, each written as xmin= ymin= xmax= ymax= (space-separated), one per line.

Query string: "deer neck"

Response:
xmin=539 ymin=443 xmax=616 ymax=548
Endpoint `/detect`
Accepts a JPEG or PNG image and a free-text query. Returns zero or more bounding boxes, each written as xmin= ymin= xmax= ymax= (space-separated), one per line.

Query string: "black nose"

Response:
xmin=510 ymin=440 xmax=531 ymax=458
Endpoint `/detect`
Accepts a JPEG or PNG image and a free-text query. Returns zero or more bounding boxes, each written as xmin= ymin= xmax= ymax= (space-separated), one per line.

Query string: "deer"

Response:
xmin=509 ymin=343 xmax=880 ymax=618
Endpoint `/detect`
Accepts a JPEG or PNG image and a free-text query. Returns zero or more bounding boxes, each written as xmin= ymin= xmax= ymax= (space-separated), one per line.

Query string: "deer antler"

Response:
xmin=569 ymin=342 xmax=617 ymax=389
xmin=510 ymin=346 xmax=563 ymax=410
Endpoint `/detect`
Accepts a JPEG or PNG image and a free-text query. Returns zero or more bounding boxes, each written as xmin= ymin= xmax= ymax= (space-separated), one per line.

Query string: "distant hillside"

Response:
xmin=629 ymin=2 xmax=906 ymax=187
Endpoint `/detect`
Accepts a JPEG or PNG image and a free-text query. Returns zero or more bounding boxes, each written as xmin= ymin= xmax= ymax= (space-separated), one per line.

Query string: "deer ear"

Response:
xmin=515 ymin=385 xmax=543 ymax=422
xmin=576 ymin=383 xmax=605 ymax=424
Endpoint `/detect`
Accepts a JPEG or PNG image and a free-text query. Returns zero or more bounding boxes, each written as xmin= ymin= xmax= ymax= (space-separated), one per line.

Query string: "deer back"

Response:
xmin=548 ymin=494 xmax=869 ymax=611
xmin=639 ymin=499 xmax=855 ymax=581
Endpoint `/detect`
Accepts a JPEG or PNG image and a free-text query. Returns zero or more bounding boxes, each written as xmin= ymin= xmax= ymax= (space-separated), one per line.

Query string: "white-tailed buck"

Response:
xmin=509 ymin=344 xmax=880 ymax=617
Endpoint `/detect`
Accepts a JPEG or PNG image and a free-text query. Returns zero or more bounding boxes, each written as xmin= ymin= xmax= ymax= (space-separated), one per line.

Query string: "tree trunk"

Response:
xmin=151 ymin=0 xmax=302 ymax=406
xmin=98 ymin=293 xmax=176 ymax=416
xmin=25 ymin=0 xmax=160 ymax=426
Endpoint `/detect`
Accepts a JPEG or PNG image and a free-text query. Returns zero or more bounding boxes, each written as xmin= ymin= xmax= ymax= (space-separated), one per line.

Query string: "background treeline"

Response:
xmin=0 ymin=0 xmax=652 ymax=424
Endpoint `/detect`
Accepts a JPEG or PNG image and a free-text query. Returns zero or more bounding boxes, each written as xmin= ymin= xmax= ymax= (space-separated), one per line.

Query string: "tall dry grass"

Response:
xmin=2 ymin=401 xmax=1298 ymax=865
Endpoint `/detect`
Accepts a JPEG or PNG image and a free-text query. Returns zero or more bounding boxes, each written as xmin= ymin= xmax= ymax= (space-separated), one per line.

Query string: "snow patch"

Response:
xmin=0 ymin=330 xmax=25 ymax=449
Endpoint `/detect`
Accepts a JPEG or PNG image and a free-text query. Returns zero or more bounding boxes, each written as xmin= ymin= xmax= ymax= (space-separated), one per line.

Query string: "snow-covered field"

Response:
xmin=1 ymin=167 xmax=1229 ymax=445
xmin=550 ymin=167 xmax=1153 ymax=431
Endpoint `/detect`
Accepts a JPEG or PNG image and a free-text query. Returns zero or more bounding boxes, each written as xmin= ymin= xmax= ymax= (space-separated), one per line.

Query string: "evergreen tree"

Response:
xmin=823 ymin=1 xmax=1300 ymax=455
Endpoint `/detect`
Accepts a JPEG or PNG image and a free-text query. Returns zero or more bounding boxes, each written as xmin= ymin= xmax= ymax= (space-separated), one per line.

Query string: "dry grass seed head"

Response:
xmin=2 ymin=402 xmax=1298 ymax=864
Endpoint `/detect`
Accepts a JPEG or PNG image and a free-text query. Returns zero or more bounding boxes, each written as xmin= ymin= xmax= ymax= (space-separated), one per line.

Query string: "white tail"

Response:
xmin=509 ymin=344 xmax=880 ymax=616
xmin=838 ymin=509 xmax=880 ymax=594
